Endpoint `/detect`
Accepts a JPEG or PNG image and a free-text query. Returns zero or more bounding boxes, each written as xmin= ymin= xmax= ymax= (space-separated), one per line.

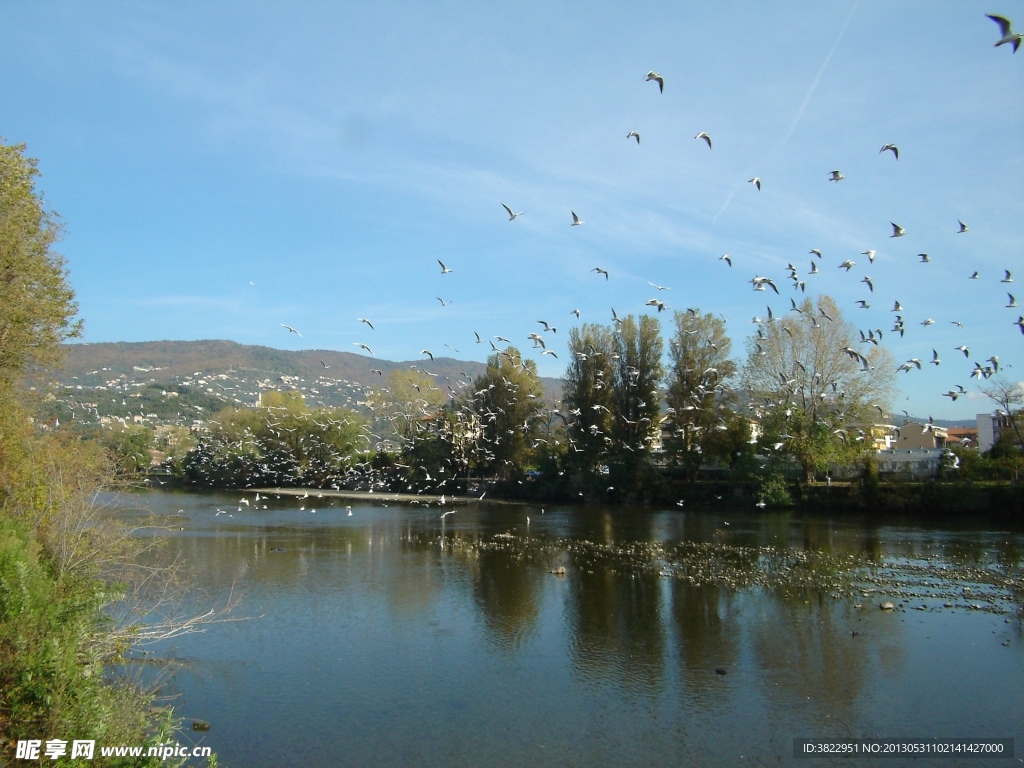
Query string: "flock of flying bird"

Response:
xmin=267 ymin=13 xmax=1022 ymax=471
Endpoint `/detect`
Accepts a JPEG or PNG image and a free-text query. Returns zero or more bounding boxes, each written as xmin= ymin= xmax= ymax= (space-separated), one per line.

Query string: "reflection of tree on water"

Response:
xmin=671 ymin=583 xmax=740 ymax=711
xmin=749 ymin=595 xmax=884 ymax=715
xmin=566 ymin=568 xmax=666 ymax=697
xmin=466 ymin=547 xmax=542 ymax=653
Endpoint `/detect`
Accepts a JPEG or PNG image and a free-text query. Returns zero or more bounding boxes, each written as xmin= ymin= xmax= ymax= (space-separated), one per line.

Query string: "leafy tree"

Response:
xmin=177 ymin=391 xmax=366 ymax=487
xmin=664 ymin=309 xmax=738 ymax=479
xmin=369 ymin=368 xmax=447 ymax=447
xmin=562 ymin=324 xmax=617 ymax=470
xmin=0 ymin=141 xmax=81 ymax=397
xmin=466 ymin=347 xmax=545 ymax=479
xmin=741 ymin=295 xmax=896 ymax=483
xmin=609 ymin=315 xmax=664 ymax=455
xmin=102 ymin=424 xmax=154 ymax=474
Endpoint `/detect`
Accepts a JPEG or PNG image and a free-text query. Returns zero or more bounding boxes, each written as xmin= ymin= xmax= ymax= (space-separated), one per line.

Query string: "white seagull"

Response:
xmin=880 ymin=144 xmax=899 ymax=160
xmin=627 ymin=131 xmax=640 ymax=144
xmin=749 ymin=177 xmax=761 ymax=191
xmin=695 ymin=132 xmax=712 ymax=149
xmin=358 ymin=317 xmax=374 ymax=330
xmin=281 ymin=324 xmax=303 ymax=337
xmin=501 ymin=204 xmax=524 ymax=220
xmin=890 ymin=222 xmax=906 ymax=238
xmin=987 ymin=14 xmax=1022 ymax=52
xmin=438 ymin=260 xmax=453 ymax=274
xmin=828 ymin=170 xmax=845 ymax=182
xmin=644 ymin=71 xmax=664 ymax=92
xmin=571 ymin=211 xmax=584 ymax=226
xmin=957 ymin=220 xmax=969 ymax=233
xmin=353 ymin=343 xmax=373 ymax=355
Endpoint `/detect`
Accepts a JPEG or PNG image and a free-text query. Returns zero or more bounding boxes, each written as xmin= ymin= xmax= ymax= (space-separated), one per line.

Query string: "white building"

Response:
xmin=977 ymin=412 xmax=1013 ymax=453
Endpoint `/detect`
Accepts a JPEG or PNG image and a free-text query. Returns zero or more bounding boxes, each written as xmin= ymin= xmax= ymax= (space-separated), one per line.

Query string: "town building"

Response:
xmin=977 ymin=412 xmax=1014 ymax=453
xmin=894 ymin=422 xmax=946 ymax=450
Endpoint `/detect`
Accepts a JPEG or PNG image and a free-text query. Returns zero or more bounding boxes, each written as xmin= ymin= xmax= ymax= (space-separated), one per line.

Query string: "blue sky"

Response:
xmin=2 ymin=1 xmax=1021 ymax=419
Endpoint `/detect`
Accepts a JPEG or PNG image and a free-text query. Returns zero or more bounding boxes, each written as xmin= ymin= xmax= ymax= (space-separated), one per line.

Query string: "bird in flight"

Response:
xmin=720 ymin=254 xmax=732 ymax=267
xmin=919 ymin=253 xmax=931 ymax=263
xmin=862 ymin=250 xmax=876 ymax=263
xmin=1008 ymin=293 xmax=1018 ymax=308
xmin=957 ymin=220 xmax=969 ymax=233
xmin=371 ymin=368 xmax=383 ymax=376
xmin=646 ymin=299 xmax=667 ymax=312
xmin=438 ymin=260 xmax=453 ymax=274
xmin=627 ymin=131 xmax=640 ymax=144
xmin=353 ymin=343 xmax=374 ymax=355
xmin=422 ymin=350 xmax=434 ymax=361
xmin=281 ymin=324 xmax=302 ymax=337
xmin=969 ymin=271 xmax=980 ymax=280
xmin=955 ymin=345 xmax=970 ymax=358
xmin=437 ymin=297 xmax=451 ymax=306
xmin=890 ymin=222 xmax=906 ymax=238
xmin=644 ymin=71 xmax=664 ymax=92
xmin=892 ymin=300 xmax=903 ymax=312
xmin=880 ymin=144 xmax=899 ymax=160
xmin=358 ymin=317 xmax=374 ymax=330
xmin=749 ymin=177 xmax=761 ymax=191
xmin=987 ymin=14 xmax=1021 ymax=52
xmin=648 ymin=281 xmax=669 ymax=291
xmin=501 ymin=203 xmax=524 ymax=220
xmin=695 ymin=132 xmax=712 ymax=149
xmin=537 ymin=320 xmax=556 ymax=332
xmin=1002 ymin=270 xmax=1013 ymax=283
xmin=810 ymin=249 xmax=822 ymax=259
xmin=861 ymin=276 xmax=874 ymax=292
xmin=571 ymin=309 xmax=580 ymax=318
xmin=541 ymin=350 xmax=559 ymax=358
xmin=592 ymin=267 xmax=609 ymax=280
xmin=828 ymin=170 xmax=845 ymax=182
xmin=571 ymin=211 xmax=584 ymax=226
xmin=839 ymin=260 xmax=856 ymax=271
xmin=320 ymin=361 xmax=330 ymax=369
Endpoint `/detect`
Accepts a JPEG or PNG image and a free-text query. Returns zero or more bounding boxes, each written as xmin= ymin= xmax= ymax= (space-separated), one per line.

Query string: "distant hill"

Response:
xmin=51 ymin=339 xmax=563 ymax=402
xmin=58 ymin=340 xmax=485 ymax=384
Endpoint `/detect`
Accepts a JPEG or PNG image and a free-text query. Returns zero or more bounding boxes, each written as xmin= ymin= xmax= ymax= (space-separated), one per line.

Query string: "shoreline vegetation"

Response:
xmin=0 ymin=140 xmax=219 ymax=766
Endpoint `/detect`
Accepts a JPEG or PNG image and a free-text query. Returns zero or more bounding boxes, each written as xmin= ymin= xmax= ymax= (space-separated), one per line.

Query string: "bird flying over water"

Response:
xmin=644 ymin=71 xmax=664 ymax=91
xmin=987 ymin=14 xmax=1022 ymax=52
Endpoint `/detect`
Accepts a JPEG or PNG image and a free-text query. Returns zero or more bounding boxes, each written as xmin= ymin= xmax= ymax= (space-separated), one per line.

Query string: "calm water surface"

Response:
xmin=123 ymin=490 xmax=1023 ymax=767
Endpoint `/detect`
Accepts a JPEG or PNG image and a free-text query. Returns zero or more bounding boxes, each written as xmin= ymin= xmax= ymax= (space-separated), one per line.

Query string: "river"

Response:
xmin=121 ymin=489 xmax=1023 ymax=767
